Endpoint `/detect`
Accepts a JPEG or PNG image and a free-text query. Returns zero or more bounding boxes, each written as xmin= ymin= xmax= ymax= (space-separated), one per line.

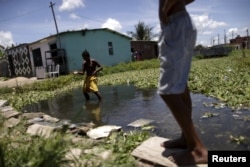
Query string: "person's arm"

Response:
xmin=74 ymin=63 xmax=85 ymax=75
xmin=92 ymin=60 xmax=103 ymax=76
xmin=159 ymin=0 xmax=177 ymax=23
xmin=162 ymin=0 xmax=177 ymax=14
xmin=185 ymin=0 xmax=194 ymax=5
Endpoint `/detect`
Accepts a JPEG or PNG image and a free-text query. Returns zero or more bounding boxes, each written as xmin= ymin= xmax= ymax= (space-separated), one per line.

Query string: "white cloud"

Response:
xmin=101 ymin=18 xmax=122 ymax=31
xmin=0 ymin=31 xmax=14 ymax=48
xmin=69 ymin=13 xmax=80 ymax=19
xmin=191 ymin=14 xmax=227 ymax=33
xmin=203 ymin=31 xmax=213 ymax=35
xmin=228 ymin=28 xmax=238 ymax=33
xmin=227 ymin=27 xmax=240 ymax=38
xmin=59 ymin=0 xmax=85 ymax=11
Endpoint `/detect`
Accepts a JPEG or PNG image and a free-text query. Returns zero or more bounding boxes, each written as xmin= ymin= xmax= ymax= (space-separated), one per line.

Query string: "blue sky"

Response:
xmin=0 ymin=0 xmax=249 ymax=48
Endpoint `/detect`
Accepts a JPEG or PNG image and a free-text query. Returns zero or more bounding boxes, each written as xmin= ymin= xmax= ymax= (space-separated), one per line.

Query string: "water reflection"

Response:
xmin=22 ymin=85 xmax=250 ymax=150
xmin=83 ymin=101 xmax=101 ymax=125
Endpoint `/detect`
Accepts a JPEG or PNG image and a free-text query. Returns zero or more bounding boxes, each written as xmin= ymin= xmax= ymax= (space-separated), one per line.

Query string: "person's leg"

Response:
xmin=83 ymin=77 xmax=90 ymax=100
xmin=84 ymin=92 xmax=90 ymax=100
xmin=160 ymin=90 xmax=207 ymax=165
xmin=94 ymin=91 xmax=102 ymax=101
xmin=161 ymin=85 xmax=191 ymax=148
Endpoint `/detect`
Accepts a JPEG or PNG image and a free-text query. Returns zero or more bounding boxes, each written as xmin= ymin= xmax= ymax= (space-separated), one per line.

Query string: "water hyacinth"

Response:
xmin=0 ymin=50 xmax=249 ymax=110
xmin=189 ymin=50 xmax=250 ymax=109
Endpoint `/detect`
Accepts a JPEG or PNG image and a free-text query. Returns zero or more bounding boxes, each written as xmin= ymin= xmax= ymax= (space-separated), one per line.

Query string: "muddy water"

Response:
xmin=23 ymin=85 xmax=250 ymax=150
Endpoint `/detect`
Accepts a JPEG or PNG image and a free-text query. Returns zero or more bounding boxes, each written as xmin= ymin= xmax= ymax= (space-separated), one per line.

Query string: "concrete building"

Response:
xmin=4 ymin=28 xmax=132 ymax=78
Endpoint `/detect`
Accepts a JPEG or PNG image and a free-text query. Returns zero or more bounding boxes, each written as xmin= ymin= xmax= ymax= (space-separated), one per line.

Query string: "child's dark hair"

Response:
xmin=82 ymin=49 xmax=90 ymax=57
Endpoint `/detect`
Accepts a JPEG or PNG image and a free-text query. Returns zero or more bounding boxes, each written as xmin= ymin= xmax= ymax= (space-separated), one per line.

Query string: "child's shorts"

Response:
xmin=158 ymin=11 xmax=197 ymax=95
xmin=83 ymin=76 xmax=98 ymax=93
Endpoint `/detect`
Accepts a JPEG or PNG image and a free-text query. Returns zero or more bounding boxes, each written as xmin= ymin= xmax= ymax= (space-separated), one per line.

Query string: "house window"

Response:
xmin=50 ymin=43 xmax=57 ymax=58
xmin=108 ymin=42 xmax=113 ymax=55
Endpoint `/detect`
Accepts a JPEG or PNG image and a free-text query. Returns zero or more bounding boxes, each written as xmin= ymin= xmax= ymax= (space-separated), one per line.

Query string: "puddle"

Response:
xmin=22 ymin=85 xmax=250 ymax=150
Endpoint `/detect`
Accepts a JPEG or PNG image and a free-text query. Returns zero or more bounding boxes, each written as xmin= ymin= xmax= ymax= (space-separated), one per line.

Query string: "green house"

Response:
xmin=59 ymin=28 xmax=132 ymax=72
xmin=27 ymin=28 xmax=132 ymax=78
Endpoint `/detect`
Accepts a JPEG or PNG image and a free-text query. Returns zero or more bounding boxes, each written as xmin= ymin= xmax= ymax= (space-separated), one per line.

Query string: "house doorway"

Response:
xmin=7 ymin=55 xmax=15 ymax=77
xmin=32 ymin=48 xmax=43 ymax=67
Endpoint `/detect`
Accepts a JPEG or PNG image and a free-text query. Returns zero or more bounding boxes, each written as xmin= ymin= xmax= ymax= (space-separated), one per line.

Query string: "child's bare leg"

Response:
xmin=161 ymin=134 xmax=186 ymax=148
xmin=84 ymin=93 xmax=90 ymax=100
xmin=161 ymin=86 xmax=191 ymax=148
xmin=94 ymin=92 xmax=102 ymax=101
xmin=160 ymin=92 xmax=207 ymax=165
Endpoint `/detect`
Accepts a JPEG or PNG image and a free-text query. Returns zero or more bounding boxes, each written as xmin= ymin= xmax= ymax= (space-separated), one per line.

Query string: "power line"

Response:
xmin=77 ymin=14 xmax=104 ymax=23
xmin=0 ymin=5 xmax=48 ymax=24
xmin=0 ymin=5 xmax=105 ymax=25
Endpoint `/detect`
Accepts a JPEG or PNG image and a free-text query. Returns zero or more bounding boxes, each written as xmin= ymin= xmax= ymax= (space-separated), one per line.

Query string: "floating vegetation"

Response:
xmin=232 ymin=114 xmax=241 ymax=120
xmin=243 ymin=115 xmax=250 ymax=122
xmin=203 ymin=102 xmax=227 ymax=109
xmin=141 ymin=125 xmax=156 ymax=131
xmin=0 ymin=50 xmax=250 ymax=110
xmin=230 ymin=135 xmax=246 ymax=145
xmin=201 ymin=112 xmax=220 ymax=118
xmin=190 ymin=50 xmax=250 ymax=109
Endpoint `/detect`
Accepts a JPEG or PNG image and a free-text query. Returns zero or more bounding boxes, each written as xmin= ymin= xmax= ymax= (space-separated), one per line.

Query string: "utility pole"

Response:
xmin=218 ymin=34 xmax=220 ymax=45
xmin=224 ymin=30 xmax=227 ymax=44
xmin=50 ymin=2 xmax=61 ymax=49
xmin=247 ymin=29 xmax=249 ymax=49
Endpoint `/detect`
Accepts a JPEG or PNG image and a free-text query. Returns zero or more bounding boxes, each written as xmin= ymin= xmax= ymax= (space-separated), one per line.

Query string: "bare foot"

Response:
xmin=160 ymin=137 xmax=187 ymax=148
xmin=167 ymin=148 xmax=208 ymax=166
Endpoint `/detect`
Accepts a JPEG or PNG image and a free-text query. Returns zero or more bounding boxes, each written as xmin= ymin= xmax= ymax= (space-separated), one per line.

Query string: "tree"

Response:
xmin=195 ymin=44 xmax=205 ymax=50
xmin=127 ymin=21 xmax=156 ymax=41
xmin=0 ymin=50 xmax=4 ymax=58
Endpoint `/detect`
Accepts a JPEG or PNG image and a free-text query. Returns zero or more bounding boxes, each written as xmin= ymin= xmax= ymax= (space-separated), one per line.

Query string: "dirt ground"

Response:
xmin=0 ymin=77 xmax=41 ymax=88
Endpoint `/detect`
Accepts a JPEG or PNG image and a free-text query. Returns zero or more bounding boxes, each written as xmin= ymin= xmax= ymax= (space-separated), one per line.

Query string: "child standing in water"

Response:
xmin=75 ymin=50 xmax=103 ymax=101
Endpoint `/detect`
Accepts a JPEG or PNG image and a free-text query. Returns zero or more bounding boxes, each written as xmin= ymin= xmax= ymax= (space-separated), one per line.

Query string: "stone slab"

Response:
xmin=4 ymin=117 xmax=20 ymax=128
xmin=132 ymin=136 xmax=208 ymax=167
xmin=26 ymin=123 xmax=56 ymax=138
xmin=128 ymin=118 xmax=154 ymax=128
xmin=87 ymin=125 xmax=121 ymax=139
xmin=0 ymin=100 xmax=8 ymax=107
xmin=1 ymin=110 xmax=20 ymax=119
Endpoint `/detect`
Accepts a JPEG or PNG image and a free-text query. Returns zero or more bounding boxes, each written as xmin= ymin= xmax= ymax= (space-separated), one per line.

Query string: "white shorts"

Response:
xmin=158 ymin=11 xmax=197 ymax=95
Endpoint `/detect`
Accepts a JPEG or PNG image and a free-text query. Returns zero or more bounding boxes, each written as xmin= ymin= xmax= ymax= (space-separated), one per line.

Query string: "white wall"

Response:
xmin=28 ymin=37 xmax=56 ymax=75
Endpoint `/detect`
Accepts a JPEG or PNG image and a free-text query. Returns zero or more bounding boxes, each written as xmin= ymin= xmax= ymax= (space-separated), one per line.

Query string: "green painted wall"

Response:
xmin=59 ymin=29 xmax=131 ymax=72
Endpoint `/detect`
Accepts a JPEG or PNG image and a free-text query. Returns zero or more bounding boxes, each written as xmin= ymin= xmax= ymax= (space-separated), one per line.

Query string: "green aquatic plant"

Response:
xmin=189 ymin=50 xmax=250 ymax=109
xmin=243 ymin=115 xmax=250 ymax=122
xmin=0 ymin=115 xmax=72 ymax=167
xmin=0 ymin=50 xmax=250 ymax=166
xmin=230 ymin=135 xmax=246 ymax=145
xmin=101 ymin=130 xmax=151 ymax=166
xmin=0 ymin=50 xmax=249 ymax=110
xmin=201 ymin=112 xmax=220 ymax=118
